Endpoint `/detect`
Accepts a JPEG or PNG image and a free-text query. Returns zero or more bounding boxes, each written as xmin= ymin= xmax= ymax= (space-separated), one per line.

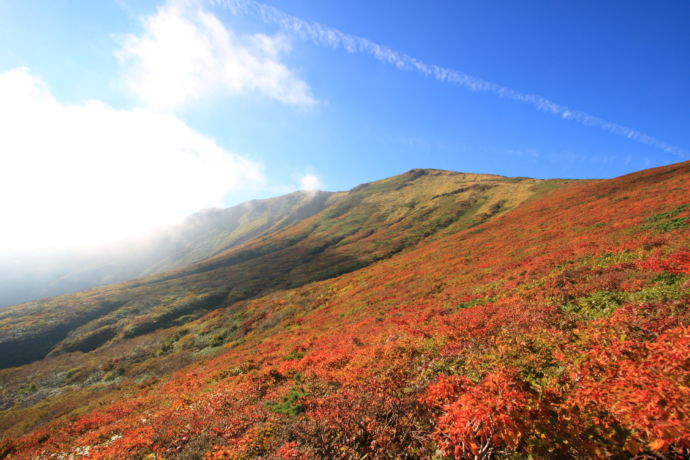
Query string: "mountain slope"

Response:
xmin=0 ymin=191 xmax=334 ymax=308
xmin=2 ymin=162 xmax=689 ymax=458
xmin=0 ymin=169 xmax=551 ymax=370
xmin=140 ymin=190 xmax=336 ymax=275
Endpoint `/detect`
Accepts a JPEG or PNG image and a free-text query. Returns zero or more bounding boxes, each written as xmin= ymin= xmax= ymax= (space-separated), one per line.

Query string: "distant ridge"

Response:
xmin=0 ymin=190 xmax=334 ymax=308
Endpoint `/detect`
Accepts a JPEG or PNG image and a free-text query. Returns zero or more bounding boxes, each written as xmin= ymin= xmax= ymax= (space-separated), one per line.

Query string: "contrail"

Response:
xmin=209 ymin=0 xmax=686 ymax=158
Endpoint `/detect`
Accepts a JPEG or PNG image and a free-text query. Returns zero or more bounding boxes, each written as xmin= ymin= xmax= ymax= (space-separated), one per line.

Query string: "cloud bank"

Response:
xmin=0 ymin=68 xmax=264 ymax=251
xmin=118 ymin=0 xmax=315 ymax=111
xmin=212 ymin=0 xmax=686 ymax=158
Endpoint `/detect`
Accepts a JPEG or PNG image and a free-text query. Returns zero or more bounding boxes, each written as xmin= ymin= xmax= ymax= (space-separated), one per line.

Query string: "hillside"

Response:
xmin=0 ymin=191 xmax=334 ymax=308
xmin=1 ymin=162 xmax=689 ymax=459
xmin=0 ymin=169 xmax=545 ymax=371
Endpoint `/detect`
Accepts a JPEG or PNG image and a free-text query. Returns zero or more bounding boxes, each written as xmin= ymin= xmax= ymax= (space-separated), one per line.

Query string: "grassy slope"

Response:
xmin=0 ymin=169 xmax=546 ymax=404
xmin=139 ymin=190 xmax=337 ymax=275
xmin=2 ymin=162 xmax=688 ymax=458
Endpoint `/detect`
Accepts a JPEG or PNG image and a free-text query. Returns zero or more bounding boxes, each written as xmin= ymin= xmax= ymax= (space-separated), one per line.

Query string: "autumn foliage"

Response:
xmin=1 ymin=162 xmax=689 ymax=459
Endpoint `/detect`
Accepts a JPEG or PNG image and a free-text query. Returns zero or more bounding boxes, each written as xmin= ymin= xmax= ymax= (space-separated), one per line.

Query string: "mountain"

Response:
xmin=0 ymin=190 xmax=334 ymax=308
xmin=1 ymin=163 xmax=688 ymax=459
xmin=0 ymin=169 xmax=550 ymax=370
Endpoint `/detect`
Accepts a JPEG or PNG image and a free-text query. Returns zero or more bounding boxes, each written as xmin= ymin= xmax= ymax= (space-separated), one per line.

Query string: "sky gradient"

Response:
xmin=0 ymin=0 xmax=688 ymax=250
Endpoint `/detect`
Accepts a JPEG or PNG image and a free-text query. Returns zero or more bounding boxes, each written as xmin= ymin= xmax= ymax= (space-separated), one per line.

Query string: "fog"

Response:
xmin=0 ymin=190 xmax=332 ymax=308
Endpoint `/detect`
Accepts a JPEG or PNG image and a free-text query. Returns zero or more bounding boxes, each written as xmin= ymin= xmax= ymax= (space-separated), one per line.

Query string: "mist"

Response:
xmin=0 ymin=189 xmax=332 ymax=308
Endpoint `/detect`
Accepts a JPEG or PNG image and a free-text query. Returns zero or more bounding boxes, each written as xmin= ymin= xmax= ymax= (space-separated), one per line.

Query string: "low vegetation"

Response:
xmin=0 ymin=163 xmax=688 ymax=458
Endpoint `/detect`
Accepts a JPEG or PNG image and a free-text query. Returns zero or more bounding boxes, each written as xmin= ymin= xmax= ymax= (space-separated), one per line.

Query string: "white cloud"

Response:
xmin=117 ymin=0 xmax=315 ymax=111
xmin=0 ymin=67 xmax=264 ymax=251
xmin=299 ymin=173 xmax=322 ymax=192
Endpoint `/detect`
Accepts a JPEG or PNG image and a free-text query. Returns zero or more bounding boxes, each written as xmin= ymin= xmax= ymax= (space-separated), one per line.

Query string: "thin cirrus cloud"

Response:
xmin=0 ymin=67 xmax=264 ymax=252
xmin=211 ymin=0 xmax=687 ymax=158
xmin=117 ymin=0 xmax=316 ymax=111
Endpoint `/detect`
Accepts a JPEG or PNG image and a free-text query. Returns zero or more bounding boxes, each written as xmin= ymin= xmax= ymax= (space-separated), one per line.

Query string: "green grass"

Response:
xmin=643 ymin=204 xmax=690 ymax=232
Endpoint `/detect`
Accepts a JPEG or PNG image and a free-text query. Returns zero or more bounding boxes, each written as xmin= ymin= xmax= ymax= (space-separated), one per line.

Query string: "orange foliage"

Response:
xmin=3 ymin=161 xmax=690 ymax=458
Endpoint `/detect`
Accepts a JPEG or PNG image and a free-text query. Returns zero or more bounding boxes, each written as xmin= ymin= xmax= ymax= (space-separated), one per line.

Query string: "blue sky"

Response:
xmin=0 ymin=0 xmax=688 ymax=250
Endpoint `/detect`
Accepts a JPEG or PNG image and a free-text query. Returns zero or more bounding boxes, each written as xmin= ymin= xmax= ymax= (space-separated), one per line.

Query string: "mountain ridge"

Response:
xmin=1 ymin=162 xmax=688 ymax=458
xmin=0 ymin=168 xmax=554 ymax=370
xmin=0 ymin=190 xmax=336 ymax=308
